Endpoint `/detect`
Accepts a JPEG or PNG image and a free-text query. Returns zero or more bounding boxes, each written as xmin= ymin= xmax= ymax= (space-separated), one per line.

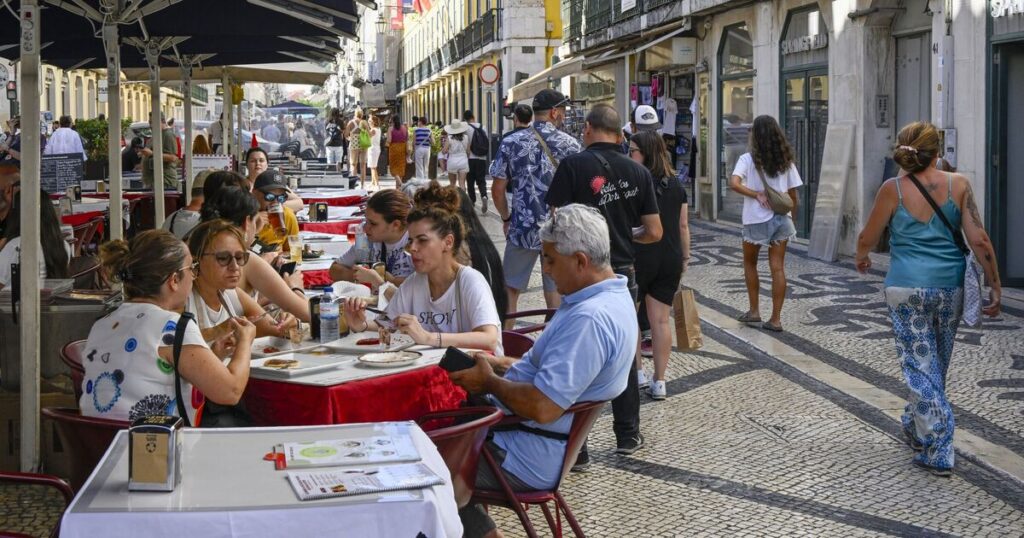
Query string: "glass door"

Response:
xmin=783 ymin=69 xmax=828 ymax=238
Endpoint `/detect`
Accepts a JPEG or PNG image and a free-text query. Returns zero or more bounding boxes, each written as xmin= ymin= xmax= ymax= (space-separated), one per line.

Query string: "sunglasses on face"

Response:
xmin=203 ymin=251 xmax=250 ymax=267
xmin=262 ymin=192 xmax=288 ymax=204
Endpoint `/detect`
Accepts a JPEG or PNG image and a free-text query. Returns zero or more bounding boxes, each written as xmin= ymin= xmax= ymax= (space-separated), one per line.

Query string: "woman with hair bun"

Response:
xmin=341 ymin=193 xmax=503 ymax=355
xmin=80 ymin=229 xmax=256 ymax=424
xmin=728 ymin=115 xmax=802 ymax=332
xmin=856 ymin=121 xmax=1002 ymax=477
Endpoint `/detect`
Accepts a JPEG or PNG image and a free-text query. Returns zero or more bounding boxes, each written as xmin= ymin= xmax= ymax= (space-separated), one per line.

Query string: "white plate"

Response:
xmin=250 ymin=350 xmax=353 ymax=378
xmin=251 ymin=336 xmax=320 ymax=358
xmin=325 ymin=332 xmax=416 ymax=354
xmin=357 ymin=351 xmax=423 ymax=369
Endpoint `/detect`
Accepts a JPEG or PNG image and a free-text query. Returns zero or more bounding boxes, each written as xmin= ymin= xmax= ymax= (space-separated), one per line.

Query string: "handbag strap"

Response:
xmin=530 ymin=127 xmax=558 ymax=169
xmin=906 ymin=174 xmax=969 ymax=255
xmin=173 ymin=312 xmax=196 ymax=427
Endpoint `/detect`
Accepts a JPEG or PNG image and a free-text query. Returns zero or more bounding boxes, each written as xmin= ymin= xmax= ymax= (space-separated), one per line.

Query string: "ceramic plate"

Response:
xmin=357 ymin=351 xmax=423 ymax=369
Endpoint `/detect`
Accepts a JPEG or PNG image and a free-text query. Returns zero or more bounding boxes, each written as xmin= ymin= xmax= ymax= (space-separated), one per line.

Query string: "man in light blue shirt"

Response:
xmin=449 ymin=204 xmax=636 ymax=538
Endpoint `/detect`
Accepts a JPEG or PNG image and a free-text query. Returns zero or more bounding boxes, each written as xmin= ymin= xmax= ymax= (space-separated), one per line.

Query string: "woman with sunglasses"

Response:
xmin=342 ymin=203 xmax=503 ymax=355
xmin=244 ymin=147 xmax=302 ymax=212
xmin=186 ymin=219 xmax=297 ymax=359
xmin=81 ymin=230 xmax=256 ymax=424
xmin=200 ymin=186 xmax=311 ymax=323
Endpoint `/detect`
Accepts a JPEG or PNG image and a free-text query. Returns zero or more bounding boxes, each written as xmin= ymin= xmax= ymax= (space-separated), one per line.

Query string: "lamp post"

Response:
xmin=340 ymin=74 xmax=348 ymax=110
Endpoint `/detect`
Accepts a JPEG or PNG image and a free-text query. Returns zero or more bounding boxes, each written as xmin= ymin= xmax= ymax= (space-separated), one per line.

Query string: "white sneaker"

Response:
xmin=637 ymin=368 xmax=651 ymax=389
xmin=648 ymin=380 xmax=666 ymax=400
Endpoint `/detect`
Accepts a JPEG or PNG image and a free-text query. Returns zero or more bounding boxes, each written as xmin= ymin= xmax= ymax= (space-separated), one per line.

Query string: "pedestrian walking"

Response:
xmin=413 ymin=116 xmax=432 ymax=179
xmin=547 ymin=103 xmax=663 ymax=459
xmin=464 ymin=110 xmax=490 ymax=213
xmin=325 ymin=108 xmax=345 ymax=173
xmin=367 ymin=116 xmax=382 ymax=191
xmin=443 ymin=119 xmax=471 ymax=191
xmin=728 ymin=115 xmax=802 ymax=332
xmin=347 ymin=110 xmax=368 ymax=188
xmin=387 ymin=116 xmax=408 ymax=187
xmin=628 ymin=131 xmax=690 ymax=400
xmin=855 ymin=121 xmax=1002 ymax=477
xmin=490 ymin=90 xmax=580 ymax=319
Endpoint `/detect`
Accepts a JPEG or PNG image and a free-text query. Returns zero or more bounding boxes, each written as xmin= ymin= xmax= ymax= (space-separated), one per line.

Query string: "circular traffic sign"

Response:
xmin=478 ymin=63 xmax=499 ymax=85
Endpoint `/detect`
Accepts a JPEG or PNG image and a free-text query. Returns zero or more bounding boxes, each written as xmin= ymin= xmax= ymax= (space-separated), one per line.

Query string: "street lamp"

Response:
xmin=356 ymin=47 xmax=365 ymax=65
xmin=376 ymin=13 xmax=387 ymax=34
xmin=346 ymin=65 xmax=354 ymax=77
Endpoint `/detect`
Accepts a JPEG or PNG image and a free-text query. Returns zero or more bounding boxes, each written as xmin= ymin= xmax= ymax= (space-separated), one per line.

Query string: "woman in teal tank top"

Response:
xmin=855 ymin=122 xmax=1003 ymax=477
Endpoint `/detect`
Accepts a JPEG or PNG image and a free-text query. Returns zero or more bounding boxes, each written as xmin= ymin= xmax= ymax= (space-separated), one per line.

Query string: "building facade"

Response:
xmin=398 ymin=0 xmax=564 ymax=134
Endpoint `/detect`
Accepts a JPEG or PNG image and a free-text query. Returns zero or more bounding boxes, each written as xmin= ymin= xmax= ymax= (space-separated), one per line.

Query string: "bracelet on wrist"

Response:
xmin=436 ymin=332 xmax=442 ymax=348
xmin=502 ymin=215 xmax=511 ymax=222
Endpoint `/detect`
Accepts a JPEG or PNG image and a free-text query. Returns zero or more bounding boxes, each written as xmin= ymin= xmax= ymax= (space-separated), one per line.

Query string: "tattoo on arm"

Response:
xmin=965 ymin=187 xmax=984 ymax=228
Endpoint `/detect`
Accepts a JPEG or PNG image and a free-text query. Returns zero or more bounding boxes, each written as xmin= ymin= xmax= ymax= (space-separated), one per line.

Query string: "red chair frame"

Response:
xmin=0 ymin=471 xmax=74 ymax=538
xmin=471 ymin=400 xmax=607 ymax=538
xmin=60 ymin=340 xmax=86 ymax=403
xmin=502 ymin=331 xmax=535 ymax=359
xmin=416 ymin=406 xmax=504 ymax=507
xmin=41 ymin=407 xmax=129 ymax=492
xmin=506 ymin=309 xmax=556 ymax=335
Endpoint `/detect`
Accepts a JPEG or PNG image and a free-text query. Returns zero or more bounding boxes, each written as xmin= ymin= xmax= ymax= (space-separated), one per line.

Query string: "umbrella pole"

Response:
xmin=18 ymin=0 xmax=42 ymax=473
xmin=222 ymin=69 xmax=233 ymax=164
xmin=182 ymin=61 xmax=194 ymax=204
xmin=146 ymin=42 xmax=165 ymax=228
xmin=104 ymin=22 xmax=123 ymax=240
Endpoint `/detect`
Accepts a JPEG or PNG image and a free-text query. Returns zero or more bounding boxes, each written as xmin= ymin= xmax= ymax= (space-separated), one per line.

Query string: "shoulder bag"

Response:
xmin=906 ymin=174 xmax=984 ymax=327
xmin=173 ymin=312 xmax=197 ymax=426
xmin=529 ymin=127 xmax=558 ymax=169
xmin=757 ymin=167 xmax=794 ymax=215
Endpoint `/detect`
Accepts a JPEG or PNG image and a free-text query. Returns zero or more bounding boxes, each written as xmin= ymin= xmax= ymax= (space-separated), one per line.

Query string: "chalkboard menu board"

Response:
xmin=40 ymin=153 xmax=85 ymax=193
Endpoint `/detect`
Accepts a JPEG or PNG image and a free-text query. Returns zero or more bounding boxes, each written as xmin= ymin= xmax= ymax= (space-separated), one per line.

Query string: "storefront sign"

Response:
xmin=781 ymin=33 xmax=828 ymax=55
xmin=991 ymin=0 xmax=1024 ymax=18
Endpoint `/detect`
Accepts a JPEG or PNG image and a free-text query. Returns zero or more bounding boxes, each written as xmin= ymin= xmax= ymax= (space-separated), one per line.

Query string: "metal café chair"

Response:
xmin=59 ymin=340 xmax=86 ymax=402
xmin=415 ymin=406 xmax=504 ymax=508
xmin=506 ymin=308 xmax=557 ymax=335
xmin=0 ymin=471 xmax=75 ymax=538
xmin=502 ymin=330 xmax=535 ymax=359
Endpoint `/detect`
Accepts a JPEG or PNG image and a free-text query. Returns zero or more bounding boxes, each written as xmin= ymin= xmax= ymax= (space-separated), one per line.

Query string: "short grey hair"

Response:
xmin=540 ymin=204 xmax=611 ymax=268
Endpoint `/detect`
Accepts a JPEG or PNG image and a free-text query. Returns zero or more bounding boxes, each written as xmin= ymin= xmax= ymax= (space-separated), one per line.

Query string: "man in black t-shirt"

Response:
xmin=546 ymin=103 xmax=662 ymax=458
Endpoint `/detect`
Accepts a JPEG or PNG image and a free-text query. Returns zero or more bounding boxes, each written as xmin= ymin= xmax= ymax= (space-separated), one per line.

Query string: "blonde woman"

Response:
xmin=367 ymin=116 xmax=382 ymax=191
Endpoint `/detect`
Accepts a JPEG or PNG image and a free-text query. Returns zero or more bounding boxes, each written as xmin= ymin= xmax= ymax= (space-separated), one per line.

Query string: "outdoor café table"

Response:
xmin=243 ymin=345 xmax=467 ymax=427
xmin=60 ymin=423 xmax=463 ymax=538
xmin=297 ymin=205 xmax=363 ymax=235
xmin=296 ymin=188 xmax=367 ymax=207
xmin=298 ymin=257 xmax=337 ymax=288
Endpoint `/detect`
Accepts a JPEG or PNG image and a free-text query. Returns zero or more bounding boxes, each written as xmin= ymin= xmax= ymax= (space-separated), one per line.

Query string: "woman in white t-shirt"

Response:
xmin=367 ymin=116 xmax=383 ymax=191
xmin=443 ymin=120 xmax=471 ymax=192
xmin=342 ymin=199 xmax=503 ymax=355
xmin=728 ymin=115 xmax=803 ymax=333
xmin=80 ymin=230 xmax=256 ymax=425
xmin=0 ymin=189 xmax=71 ymax=289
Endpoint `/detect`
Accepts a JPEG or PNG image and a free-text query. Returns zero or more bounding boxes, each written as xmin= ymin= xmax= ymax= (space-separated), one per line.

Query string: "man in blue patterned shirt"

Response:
xmin=490 ymin=89 xmax=581 ymax=321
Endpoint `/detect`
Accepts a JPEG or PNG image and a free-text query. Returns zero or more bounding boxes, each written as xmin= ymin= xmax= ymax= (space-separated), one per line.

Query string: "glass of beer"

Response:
xmin=288 ymin=235 xmax=303 ymax=263
xmin=268 ymin=203 xmax=287 ymax=235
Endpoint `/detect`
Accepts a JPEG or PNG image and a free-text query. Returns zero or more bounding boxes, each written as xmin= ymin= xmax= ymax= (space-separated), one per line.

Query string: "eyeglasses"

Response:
xmin=203 ymin=251 xmax=250 ymax=267
xmin=263 ymin=192 xmax=288 ymax=204
xmin=628 ymin=147 xmax=641 ymax=154
xmin=163 ymin=263 xmax=196 ymax=283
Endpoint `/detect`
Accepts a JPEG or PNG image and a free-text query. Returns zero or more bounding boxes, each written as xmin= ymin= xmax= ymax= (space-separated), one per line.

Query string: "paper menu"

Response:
xmin=286 ymin=463 xmax=444 ymax=501
xmin=276 ymin=434 xmax=421 ymax=469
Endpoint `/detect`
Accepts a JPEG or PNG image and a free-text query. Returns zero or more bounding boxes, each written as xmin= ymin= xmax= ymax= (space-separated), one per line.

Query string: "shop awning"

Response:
xmin=583 ymin=22 xmax=691 ymax=70
xmin=507 ymin=56 xmax=584 ymax=103
xmin=120 ymin=63 xmax=334 ymax=85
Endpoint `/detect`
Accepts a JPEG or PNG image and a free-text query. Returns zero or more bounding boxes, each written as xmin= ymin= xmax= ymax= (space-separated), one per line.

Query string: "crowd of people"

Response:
xmin=0 ymin=80 xmax=1007 ymax=536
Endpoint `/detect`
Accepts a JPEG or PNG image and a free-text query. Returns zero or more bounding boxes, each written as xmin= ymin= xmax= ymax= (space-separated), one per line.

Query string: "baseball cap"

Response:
xmin=533 ymin=89 xmax=569 ymax=112
xmin=253 ymin=170 xmax=290 ymax=192
xmin=633 ymin=105 xmax=662 ymax=131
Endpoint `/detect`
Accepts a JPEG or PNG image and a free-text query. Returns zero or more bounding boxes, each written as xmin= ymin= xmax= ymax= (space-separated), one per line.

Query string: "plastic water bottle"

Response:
xmin=319 ymin=287 xmax=340 ymax=344
xmin=353 ymin=223 xmax=371 ymax=263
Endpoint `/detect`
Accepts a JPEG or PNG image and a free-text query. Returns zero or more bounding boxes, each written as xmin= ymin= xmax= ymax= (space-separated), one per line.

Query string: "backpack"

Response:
xmin=470 ymin=124 xmax=489 ymax=156
xmin=357 ymin=129 xmax=372 ymax=149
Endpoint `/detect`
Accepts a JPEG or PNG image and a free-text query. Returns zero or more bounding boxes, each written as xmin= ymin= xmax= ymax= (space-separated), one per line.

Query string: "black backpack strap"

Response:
xmin=173 ymin=312 xmax=196 ymax=427
xmin=906 ymin=174 xmax=969 ymax=255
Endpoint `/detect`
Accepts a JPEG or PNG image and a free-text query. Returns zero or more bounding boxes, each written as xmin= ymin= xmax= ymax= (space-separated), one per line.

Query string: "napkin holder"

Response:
xmin=313 ymin=202 xmax=329 ymax=222
xmin=128 ymin=415 xmax=183 ymax=492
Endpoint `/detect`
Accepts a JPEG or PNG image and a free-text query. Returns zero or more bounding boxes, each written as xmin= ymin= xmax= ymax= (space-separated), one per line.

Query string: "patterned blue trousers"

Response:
xmin=885 ymin=287 xmax=963 ymax=470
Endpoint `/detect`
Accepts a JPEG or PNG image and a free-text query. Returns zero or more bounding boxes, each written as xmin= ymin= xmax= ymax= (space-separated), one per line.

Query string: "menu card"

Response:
xmin=275 ymin=434 xmax=421 ymax=469
xmin=286 ymin=463 xmax=444 ymax=501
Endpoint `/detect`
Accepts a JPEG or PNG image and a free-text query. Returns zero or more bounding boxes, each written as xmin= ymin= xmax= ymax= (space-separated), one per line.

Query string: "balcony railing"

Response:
xmin=401 ymin=9 xmax=501 ymax=90
xmin=174 ymin=83 xmax=209 ymax=104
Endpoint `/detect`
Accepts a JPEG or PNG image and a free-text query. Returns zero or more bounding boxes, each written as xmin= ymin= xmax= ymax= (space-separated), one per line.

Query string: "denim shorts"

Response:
xmin=503 ymin=244 xmax=557 ymax=293
xmin=742 ymin=214 xmax=796 ymax=246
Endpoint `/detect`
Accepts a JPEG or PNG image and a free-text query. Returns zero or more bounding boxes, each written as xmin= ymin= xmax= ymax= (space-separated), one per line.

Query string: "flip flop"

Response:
xmin=736 ymin=313 xmax=762 ymax=324
xmin=761 ymin=321 xmax=784 ymax=332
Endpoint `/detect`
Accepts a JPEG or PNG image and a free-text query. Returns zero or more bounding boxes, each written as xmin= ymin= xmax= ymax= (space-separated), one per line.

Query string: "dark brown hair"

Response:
xmin=631 ymin=131 xmax=674 ymax=180
xmin=748 ymin=115 xmax=795 ymax=178
xmin=408 ymin=205 xmax=466 ymax=253
xmin=585 ymin=104 xmax=622 ymax=136
xmin=366 ymin=189 xmax=411 ymax=226
xmin=893 ymin=122 xmax=941 ymax=174
xmin=413 ymin=181 xmax=461 ymax=214
xmin=100 ymin=229 xmax=187 ymax=299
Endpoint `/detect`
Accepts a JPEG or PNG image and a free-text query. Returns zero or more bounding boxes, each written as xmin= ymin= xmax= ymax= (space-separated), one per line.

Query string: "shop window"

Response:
xmin=718 ymin=24 xmax=755 ymax=221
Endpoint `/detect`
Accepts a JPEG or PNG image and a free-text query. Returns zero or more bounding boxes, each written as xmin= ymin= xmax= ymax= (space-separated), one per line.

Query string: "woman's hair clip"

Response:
xmin=898 ymin=145 xmax=918 ymax=154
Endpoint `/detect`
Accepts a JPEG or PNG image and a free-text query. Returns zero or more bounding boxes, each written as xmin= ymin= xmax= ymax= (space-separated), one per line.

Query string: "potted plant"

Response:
xmin=76 ymin=117 xmax=133 ymax=181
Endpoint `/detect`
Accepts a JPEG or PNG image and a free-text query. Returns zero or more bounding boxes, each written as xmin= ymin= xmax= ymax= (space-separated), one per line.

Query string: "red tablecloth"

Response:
xmin=298 ymin=220 xmax=362 ymax=235
xmin=62 ymin=211 xmax=106 ymax=236
xmin=302 ymin=195 xmax=365 ymax=207
xmin=243 ymin=366 xmax=467 ymax=426
xmin=303 ymin=269 xmax=334 ymax=288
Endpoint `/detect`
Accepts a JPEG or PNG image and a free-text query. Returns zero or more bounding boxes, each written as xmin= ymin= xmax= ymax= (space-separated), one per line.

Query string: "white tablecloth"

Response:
xmin=61 ymin=423 xmax=462 ymax=538
xmin=250 ymin=344 xmax=446 ymax=387
xmin=296 ymin=205 xmax=362 ymax=221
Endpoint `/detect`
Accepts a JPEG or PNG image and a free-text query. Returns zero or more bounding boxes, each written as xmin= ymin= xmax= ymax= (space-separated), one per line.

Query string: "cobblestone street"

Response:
xmin=499 ymin=213 xmax=1024 ymax=537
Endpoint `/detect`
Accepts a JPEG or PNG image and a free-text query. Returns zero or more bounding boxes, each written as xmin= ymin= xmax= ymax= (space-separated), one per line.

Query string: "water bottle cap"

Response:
xmin=323 ymin=286 xmax=333 ymax=292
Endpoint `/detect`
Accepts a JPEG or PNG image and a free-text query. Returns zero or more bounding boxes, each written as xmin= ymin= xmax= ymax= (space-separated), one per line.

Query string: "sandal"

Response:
xmin=736 ymin=312 xmax=762 ymax=324
xmin=761 ymin=321 xmax=784 ymax=332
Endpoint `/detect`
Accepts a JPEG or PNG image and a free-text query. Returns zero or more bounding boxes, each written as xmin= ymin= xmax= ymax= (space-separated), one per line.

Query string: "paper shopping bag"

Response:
xmin=673 ymin=288 xmax=703 ymax=350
